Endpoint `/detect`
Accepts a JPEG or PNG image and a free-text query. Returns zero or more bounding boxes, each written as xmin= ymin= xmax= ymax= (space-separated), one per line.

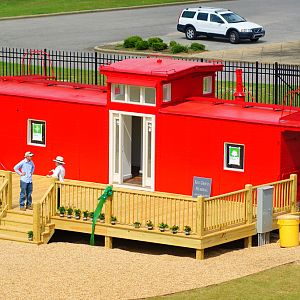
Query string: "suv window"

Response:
xmin=197 ymin=12 xmax=208 ymax=21
xmin=181 ymin=11 xmax=196 ymax=18
xmin=210 ymin=14 xmax=224 ymax=23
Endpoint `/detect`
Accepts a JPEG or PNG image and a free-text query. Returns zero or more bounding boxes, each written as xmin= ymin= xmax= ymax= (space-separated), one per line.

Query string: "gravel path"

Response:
xmin=0 ymin=239 xmax=299 ymax=300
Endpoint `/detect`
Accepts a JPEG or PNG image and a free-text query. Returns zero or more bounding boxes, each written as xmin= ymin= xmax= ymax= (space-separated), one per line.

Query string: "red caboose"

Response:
xmin=1 ymin=58 xmax=300 ymax=198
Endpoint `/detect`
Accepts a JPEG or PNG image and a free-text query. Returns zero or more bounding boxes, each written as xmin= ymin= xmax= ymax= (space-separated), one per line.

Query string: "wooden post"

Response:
xmin=4 ymin=171 xmax=12 ymax=209
xmin=196 ymin=196 xmax=205 ymax=260
xmin=244 ymin=184 xmax=253 ymax=248
xmin=196 ymin=249 xmax=204 ymax=260
xmin=290 ymin=174 xmax=297 ymax=213
xmin=33 ymin=202 xmax=41 ymax=243
xmin=51 ymin=178 xmax=56 ymax=216
xmin=105 ymin=196 xmax=113 ymax=249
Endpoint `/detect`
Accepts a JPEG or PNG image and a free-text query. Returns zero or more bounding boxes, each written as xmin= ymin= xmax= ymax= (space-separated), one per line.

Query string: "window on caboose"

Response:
xmin=111 ymin=84 xmax=156 ymax=106
xmin=163 ymin=83 xmax=171 ymax=102
xmin=27 ymin=119 xmax=46 ymax=147
xmin=203 ymin=76 xmax=212 ymax=94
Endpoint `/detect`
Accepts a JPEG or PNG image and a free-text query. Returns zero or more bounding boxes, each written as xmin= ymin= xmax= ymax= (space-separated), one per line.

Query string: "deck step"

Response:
xmin=0 ymin=219 xmax=33 ymax=231
xmin=5 ymin=211 xmax=33 ymax=223
xmin=0 ymin=232 xmax=36 ymax=244
xmin=0 ymin=224 xmax=32 ymax=238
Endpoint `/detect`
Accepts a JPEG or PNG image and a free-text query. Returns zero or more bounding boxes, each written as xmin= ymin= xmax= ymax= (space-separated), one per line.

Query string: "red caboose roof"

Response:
xmin=0 ymin=76 xmax=107 ymax=106
xmin=160 ymin=98 xmax=300 ymax=128
xmin=101 ymin=57 xmax=223 ymax=80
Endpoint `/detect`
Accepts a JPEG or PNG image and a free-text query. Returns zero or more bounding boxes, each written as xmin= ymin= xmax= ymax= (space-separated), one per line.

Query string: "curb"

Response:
xmin=0 ymin=0 xmax=220 ymax=21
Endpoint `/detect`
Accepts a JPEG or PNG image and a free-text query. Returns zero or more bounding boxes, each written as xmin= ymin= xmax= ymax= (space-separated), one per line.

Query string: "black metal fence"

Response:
xmin=0 ymin=47 xmax=299 ymax=106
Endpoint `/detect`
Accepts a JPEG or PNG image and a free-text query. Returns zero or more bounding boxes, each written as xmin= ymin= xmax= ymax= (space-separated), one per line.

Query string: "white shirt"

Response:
xmin=51 ymin=165 xmax=65 ymax=182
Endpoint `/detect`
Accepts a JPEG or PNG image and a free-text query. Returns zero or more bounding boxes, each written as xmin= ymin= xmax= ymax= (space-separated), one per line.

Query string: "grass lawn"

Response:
xmin=0 ymin=0 xmax=193 ymax=18
xmin=150 ymin=263 xmax=300 ymax=300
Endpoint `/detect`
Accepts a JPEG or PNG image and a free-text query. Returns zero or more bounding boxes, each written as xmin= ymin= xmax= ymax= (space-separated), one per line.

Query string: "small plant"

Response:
xmin=158 ymin=222 xmax=168 ymax=232
xmin=74 ymin=208 xmax=81 ymax=219
xmin=58 ymin=206 xmax=65 ymax=217
xmin=67 ymin=207 xmax=73 ymax=218
xmin=170 ymin=225 xmax=179 ymax=234
xmin=152 ymin=42 xmax=168 ymax=51
xmin=99 ymin=213 xmax=105 ymax=223
xmin=148 ymin=37 xmax=163 ymax=47
xmin=135 ymin=40 xmax=149 ymax=50
xmin=190 ymin=42 xmax=205 ymax=51
xmin=133 ymin=221 xmax=141 ymax=228
xmin=110 ymin=216 xmax=117 ymax=225
xmin=170 ymin=43 xmax=188 ymax=54
xmin=169 ymin=40 xmax=177 ymax=47
xmin=89 ymin=211 xmax=95 ymax=222
xmin=146 ymin=220 xmax=153 ymax=230
xmin=184 ymin=225 xmax=192 ymax=235
xmin=27 ymin=230 xmax=33 ymax=241
xmin=83 ymin=210 xmax=89 ymax=221
xmin=123 ymin=35 xmax=143 ymax=48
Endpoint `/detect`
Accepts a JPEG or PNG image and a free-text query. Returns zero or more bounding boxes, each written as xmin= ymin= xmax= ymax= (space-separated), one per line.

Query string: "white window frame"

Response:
xmin=111 ymin=84 xmax=156 ymax=106
xmin=27 ymin=119 xmax=46 ymax=147
xmin=203 ymin=76 xmax=212 ymax=94
xmin=163 ymin=83 xmax=171 ymax=102
xmin=224 ymin=142 xmax=245 ymax=172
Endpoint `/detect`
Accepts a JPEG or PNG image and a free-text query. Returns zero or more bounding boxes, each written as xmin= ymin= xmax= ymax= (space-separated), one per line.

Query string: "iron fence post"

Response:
xmin=274 ymin=62 xmax=278 ymax=105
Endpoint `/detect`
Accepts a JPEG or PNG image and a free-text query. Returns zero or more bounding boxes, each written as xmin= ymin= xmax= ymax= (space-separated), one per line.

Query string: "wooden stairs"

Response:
xmin=0 ymin=210 xmax=55 ymax=244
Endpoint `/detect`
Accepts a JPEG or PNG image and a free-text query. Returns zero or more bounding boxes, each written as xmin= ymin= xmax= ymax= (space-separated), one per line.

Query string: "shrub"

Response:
xmin=135 ymin=40 xmax=149 ymax=50
xmin=169 ymin=40 xmax=177 ymax=47
xmin=148 ymin=37 xmax=163 ymax=48
xmin=123 ymin=36 xmax=143 ymax=48
xmin=190 ymin=42 xmax=205 ymax=51
xmin=152 ymin=42 xmax=168 ymax=51
xmin=170 ymin=43 xmax=188 ymax=54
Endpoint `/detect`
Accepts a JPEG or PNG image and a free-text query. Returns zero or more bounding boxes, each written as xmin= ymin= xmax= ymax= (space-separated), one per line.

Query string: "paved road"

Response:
xmin=0 ymin=0 xmax=299 ymax=52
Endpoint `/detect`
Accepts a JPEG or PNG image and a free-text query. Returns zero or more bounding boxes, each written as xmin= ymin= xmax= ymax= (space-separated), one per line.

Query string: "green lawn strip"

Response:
xmin=150 ymin=263 xmax=300 ymax=300
xmin=0 ymin=0 xmax=194 ymax=18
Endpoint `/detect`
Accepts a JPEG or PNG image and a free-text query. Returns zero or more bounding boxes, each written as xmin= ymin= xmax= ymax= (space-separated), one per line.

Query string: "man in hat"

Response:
xmin=14 ymin=151 xmax=35 ymax=211
xmin=48 ymin=156 xmax=65 ymax=208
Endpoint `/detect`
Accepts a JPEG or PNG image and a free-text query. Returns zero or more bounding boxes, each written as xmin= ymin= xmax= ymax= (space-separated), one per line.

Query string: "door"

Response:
xmin=110 ymin=112 xmax=155 ymax=190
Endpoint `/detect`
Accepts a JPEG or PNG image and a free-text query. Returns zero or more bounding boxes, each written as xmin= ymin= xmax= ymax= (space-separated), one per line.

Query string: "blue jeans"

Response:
xmin=20 ymin=181 xmax=33 ymax=207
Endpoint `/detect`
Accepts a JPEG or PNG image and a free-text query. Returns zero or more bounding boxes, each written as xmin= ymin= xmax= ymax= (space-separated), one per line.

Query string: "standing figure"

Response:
xmin=48 ymin=156 xmax=65 ymax=208
xmin=14 ymin=151 xmax=35 ymax=211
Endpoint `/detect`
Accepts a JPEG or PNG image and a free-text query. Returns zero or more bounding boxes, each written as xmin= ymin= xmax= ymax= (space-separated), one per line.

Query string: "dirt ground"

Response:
xmin=0 ymin=233 xmax=300 ymax=300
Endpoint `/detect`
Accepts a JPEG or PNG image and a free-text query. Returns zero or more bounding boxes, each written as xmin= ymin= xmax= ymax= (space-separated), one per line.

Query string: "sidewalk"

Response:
xmin=191 ymin=40 xmax=300 ymax=65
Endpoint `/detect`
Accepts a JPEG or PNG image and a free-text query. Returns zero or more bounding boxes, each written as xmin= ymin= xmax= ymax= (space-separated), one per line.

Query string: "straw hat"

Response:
xmin=24 ymin=151 xmax=34 ymax=157
xmin=53 ymin=156 xmax=65 ymax=164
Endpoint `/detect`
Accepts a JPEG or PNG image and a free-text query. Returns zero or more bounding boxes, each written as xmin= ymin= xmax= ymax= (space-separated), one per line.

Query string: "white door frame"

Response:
xmin=109 ymin=110 xmax=155 ymax=191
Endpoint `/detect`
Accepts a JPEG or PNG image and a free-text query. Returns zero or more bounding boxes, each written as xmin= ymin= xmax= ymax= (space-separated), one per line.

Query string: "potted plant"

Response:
xmin=89 ymin=211 xmax=94 ymax=221
xmin=83 ymin=210 xmax=89 ymax=221
xmin=99 ymin=213 xmax=105 ymax=223
xmin=67 ymin=207 xmax=73 ymax=218
xmin=170 ymin=225 xmax=179 ymax=234
xmin=110 ymin=216 xmax=117 ymax=225
xmin=58 ymin=206 xmax=65 ymax=217
xmin=146 ymin=220 xmax=153 ymax=230
xmin=74 ymin=209 xmax=81 ymax=220
xmin=133 ymin=221 xmax=141 ymax=228
xmin=158 ymin=222 xmax=168 ymax=232
xmin=27 ymin=230 xmax=33 ymax=241
xmin=184 ymin=225 xmax=192 ymax=235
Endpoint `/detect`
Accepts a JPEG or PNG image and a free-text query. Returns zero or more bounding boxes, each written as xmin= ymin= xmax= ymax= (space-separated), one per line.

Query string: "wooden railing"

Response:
xmin=111 ymin=187 xmax=197 ymax=231
xmin=252 ymin=174 xmax=297 ymax=218
xmin=33 ymin=180 xmax=56 ymax=243
xmin=0 ymin=170 xmax=12 ymax=210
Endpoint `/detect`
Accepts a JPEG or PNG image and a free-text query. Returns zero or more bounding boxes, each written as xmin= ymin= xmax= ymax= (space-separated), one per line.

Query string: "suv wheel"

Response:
xmin=228 ymin=30 xmax=240 ymax=44
xmin=185 ymin=27 xmax=196 ymax=40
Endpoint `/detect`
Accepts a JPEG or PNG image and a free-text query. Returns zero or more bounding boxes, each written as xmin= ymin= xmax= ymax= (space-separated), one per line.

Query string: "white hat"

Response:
xmin=53 ymin=156 xmax=65 ymax=164
xmin=24 ymin=151 xmax=34 ymax=157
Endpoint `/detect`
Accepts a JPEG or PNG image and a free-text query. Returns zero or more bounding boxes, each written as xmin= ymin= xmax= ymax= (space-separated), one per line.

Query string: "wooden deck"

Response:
xmin=11 ymin=173 xmax=51 ymax=211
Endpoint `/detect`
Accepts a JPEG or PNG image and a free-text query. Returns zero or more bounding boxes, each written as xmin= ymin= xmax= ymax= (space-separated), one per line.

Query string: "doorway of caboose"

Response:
xmin=109 ymin=111 xmax=155 ymax=190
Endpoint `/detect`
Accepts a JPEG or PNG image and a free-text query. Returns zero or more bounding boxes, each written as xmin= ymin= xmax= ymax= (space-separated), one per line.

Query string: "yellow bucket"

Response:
xmin=277 ymin=214 xmax=300 ymax=248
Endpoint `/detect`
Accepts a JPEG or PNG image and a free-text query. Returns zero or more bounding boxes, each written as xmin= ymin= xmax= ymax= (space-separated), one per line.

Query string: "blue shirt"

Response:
xmin=14 ymin=159 xmax=35 ymax=183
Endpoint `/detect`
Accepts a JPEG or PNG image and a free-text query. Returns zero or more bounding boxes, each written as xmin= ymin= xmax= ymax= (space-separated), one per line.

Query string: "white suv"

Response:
xmin=177 ymin=7 xmax=265 ymax=44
